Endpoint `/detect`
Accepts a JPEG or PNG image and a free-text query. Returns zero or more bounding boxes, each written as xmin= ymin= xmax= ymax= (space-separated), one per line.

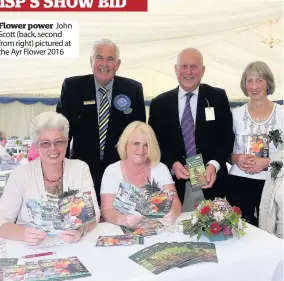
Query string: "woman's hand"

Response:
xmin=59 ymin=229 xmax=84 ymax=243
xmin=24 ymin=227 xmax=47 ymax=245
xmin=232 ymin=154 xmax=256 ymax=171
xmin=162 ymin=210 xmax=178 ymax=225
xmin=118 ymin=215 xmax=145 ymax=228
xmin=245 ymin=158 xmax=270 ymax=174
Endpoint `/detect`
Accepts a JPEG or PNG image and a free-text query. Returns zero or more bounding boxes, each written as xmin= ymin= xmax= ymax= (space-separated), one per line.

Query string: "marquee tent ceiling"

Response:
xmin=0 ymin=0 xmax=283 ymax=101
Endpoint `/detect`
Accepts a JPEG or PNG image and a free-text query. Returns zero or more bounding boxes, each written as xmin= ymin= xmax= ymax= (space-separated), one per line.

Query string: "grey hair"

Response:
xmin=0 ymin=131 xmax=6 ymax=141
xmin=177 ymin=48 xmax=204 ymax=66
xmin=240 ymin=61 xmax=275 ymax=96
xmin=90 ymin=39 xmax=120 ymax=59
xmin=30 ymin=112 xmax=69 ymax=143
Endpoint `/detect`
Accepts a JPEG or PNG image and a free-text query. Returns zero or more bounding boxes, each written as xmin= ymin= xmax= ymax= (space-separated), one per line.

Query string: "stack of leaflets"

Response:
xmin=113 ymin=181 xmax=175 ymax=218
xmin=26 ymin=192 xmax=96 ymax=235
xmin=0 ymin=259 xmax=18 ymax=281
xmin=121 ymin=218 xmax=164 ymax=237
xmin=1 ymin=257 xmax=91 ymax=281
xmin=129 ymin=242 xmax=218 ymax=275
xmin=186 ymin=154 xmax=207 ymax=190
xmin=96 ymin=235 xmax=144 ymax=247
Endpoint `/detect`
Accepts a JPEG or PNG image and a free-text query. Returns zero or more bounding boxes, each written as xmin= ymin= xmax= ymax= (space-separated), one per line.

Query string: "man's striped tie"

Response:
xmin=98 ymin=87 xmax=110 ymax=160
xmin=181 ymin=93 xmax=196 ymax=158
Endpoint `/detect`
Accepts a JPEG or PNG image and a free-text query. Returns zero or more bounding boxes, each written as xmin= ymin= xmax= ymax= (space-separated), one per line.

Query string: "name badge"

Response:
xmin=83 ymin=100 xmax=96 ymax=105
xmin=205 ymin=107 xmax=215 ymax=121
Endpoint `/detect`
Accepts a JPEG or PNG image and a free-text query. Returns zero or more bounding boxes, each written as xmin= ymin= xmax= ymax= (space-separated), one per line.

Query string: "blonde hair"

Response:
xmin=30 ymin=112 xmax=69 ymax=142
xmin=240 ymin=61 xmax=275 ymax=96
xmin=117 ymin=121 xmax=161 ymax=166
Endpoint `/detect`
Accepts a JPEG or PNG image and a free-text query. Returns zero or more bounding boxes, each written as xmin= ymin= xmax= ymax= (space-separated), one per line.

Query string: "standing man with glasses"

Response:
xmin=148 ymin=48 xmax=234 ymax=210
xmin=56 ymin=39 xmax=146 ymax=205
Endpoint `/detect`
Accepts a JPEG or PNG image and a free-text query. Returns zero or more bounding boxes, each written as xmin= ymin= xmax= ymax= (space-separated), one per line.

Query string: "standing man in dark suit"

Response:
xmin=148 ymin=48 xmax=234 ymax=207
xmin=56 ymin=39 xmax=146 ymax=204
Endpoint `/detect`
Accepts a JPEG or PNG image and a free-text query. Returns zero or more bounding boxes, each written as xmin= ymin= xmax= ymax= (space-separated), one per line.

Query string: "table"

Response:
xmin=4 ymin=213 xmax=283 ymax=281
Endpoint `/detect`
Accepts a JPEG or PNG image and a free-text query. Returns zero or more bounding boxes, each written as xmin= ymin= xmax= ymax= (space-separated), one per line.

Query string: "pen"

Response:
xmin=21 ymin=252 xmax=55 ymax=259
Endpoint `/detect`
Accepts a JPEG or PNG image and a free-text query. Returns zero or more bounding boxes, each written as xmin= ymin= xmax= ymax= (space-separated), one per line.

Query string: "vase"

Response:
xmin=203 ymin=231 xmax=232 ymax=242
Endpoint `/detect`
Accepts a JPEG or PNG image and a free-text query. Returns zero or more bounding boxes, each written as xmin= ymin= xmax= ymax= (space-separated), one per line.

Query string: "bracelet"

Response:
xmin=80 ymin=227 xmax=88 ymax=237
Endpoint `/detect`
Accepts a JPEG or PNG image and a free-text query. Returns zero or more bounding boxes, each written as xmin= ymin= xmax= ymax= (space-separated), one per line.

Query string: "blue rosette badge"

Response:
xmin=113 ymin=95 xmax=132 ymax=114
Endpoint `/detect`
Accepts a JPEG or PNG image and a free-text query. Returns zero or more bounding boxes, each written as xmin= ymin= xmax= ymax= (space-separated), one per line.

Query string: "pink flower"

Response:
xmin=223 ymin=225 xmax=232 ymax=236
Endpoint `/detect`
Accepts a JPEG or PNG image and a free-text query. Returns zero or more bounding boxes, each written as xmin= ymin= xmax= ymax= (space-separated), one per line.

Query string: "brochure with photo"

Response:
xmin=186 ymin=154 xmax=207 ymax=190
xmin=114 ymin=181 xmax=174 ymax=218
xmin=96 ymin=235 xmax=144 ymax=246
xmin=26 ymin=191 xmax=96 ymax=235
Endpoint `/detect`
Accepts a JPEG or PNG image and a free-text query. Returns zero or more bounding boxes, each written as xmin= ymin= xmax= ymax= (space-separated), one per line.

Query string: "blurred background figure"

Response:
xmin=0 ymin=131 xmax=23 ymax=166
xmin=259 ymin=150 xmax=283 ymax=239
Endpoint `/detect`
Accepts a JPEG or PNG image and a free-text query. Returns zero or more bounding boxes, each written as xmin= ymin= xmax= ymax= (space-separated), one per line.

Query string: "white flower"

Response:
xmin=213 ymin=211 xmax=224 ymax=222
xmin=238 ymin=218 xmax=243 ymax=230
xmin=191 ymin=216 xmax=198 ymax=225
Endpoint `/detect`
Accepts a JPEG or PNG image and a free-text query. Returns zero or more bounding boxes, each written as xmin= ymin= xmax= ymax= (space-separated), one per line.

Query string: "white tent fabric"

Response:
xmin=0 ymin=0 xmax=283 ymax=136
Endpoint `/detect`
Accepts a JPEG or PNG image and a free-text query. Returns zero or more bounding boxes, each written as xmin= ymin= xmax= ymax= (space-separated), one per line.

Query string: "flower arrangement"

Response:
xmin=186 ymin=198 xmax=247 ymax=241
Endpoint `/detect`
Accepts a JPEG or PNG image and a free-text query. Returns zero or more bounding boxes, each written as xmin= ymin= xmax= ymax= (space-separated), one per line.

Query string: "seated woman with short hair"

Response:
xmin=0 ymin=112 xmax=100 ymax=245
xmin=101 ymin=121 xmax=182 ymax=228
xmin=259 ymin=150 xmax=283 ymax=239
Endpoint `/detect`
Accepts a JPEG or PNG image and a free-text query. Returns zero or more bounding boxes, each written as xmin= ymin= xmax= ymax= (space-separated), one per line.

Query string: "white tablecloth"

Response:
xmin=4 ymin=213 xmax=283 ymax=281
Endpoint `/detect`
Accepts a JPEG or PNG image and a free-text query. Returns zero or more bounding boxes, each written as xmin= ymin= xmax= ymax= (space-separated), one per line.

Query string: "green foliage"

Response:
xmin=270 ymin=161 xmax=283 ymax=182
xmin=144 ymin=178 xmax=160 ymax=195
xmin=58 ymin=189 xmax=79 ymax=199
xmin=269 ymin=129 xmax=283 ymax=148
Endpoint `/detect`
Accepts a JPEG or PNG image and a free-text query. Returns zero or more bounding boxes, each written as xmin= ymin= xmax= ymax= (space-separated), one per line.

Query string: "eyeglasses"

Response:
xmin=37 ymin=139 xmax=67 ymax=149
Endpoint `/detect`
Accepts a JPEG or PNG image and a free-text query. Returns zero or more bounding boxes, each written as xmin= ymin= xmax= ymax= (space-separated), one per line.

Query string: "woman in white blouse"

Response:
xmin=226 ymin=61 xmax=283 ymax=226
xmin=0 ymin=112 xmax=100 ymax=245
xmin=259 ymin=150 xmax=283 ymax=238
xmin=100 ymin=121 xmax=182 ymax=228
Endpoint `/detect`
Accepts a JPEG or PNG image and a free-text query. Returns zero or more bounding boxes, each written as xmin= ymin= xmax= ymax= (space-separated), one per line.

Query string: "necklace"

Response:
xmin=43 ymin=174 xmax=63 ymax=183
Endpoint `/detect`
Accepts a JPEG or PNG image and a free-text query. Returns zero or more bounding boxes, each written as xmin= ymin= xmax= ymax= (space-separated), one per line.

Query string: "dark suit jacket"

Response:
xmin=56 ymin=75 xmax=146 ymax=201
xmin=148 ymin=84 xmax=234 ymax=202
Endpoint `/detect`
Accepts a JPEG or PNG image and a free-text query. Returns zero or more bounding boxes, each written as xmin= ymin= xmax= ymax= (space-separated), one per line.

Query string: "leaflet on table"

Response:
xmin=96 ymin=235 xmax=144 ymax=246
xmin=129 ymin=242 xmax=218 ymax=275
xmin=0 ymin=259 xmax=19 ymax=281
xmin=113 ymin=181 xmax=175 ymax=218
xmin=121 ymin=218 xmax=165 ymax=237
xmin=26 ymin=191 xmax=95 ymax=235
xmin=1 ymin=256 xmax=91 ymax=281
xmin=186 ymin=154 xmax=207 ymax=190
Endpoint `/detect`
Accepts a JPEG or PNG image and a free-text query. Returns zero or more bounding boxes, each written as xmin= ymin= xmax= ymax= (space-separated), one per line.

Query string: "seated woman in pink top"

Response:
xmin=27 ymin=143 xmax=39 ymax=161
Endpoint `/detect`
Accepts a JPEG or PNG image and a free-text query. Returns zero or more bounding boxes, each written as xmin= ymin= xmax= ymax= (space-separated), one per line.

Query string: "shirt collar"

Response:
xmin=94 ymin=78 xmax=114 ymax=93
xmin=178 ymin=85 xmax=200 ymax=99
